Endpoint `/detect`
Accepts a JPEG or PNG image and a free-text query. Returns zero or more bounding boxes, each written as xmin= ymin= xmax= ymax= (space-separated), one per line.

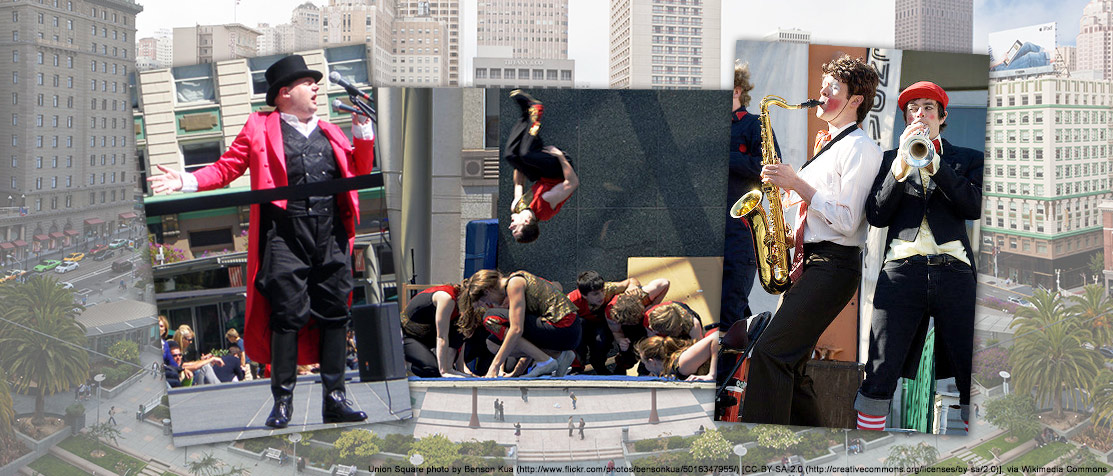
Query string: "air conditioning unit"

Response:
xmin=461 ymin=150 xmax=499 ymax=181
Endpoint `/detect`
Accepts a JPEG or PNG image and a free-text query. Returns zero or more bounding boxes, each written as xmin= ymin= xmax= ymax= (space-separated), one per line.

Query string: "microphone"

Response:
xmin=331 ymin=99 xmax=366 ymax=117
xmin=329 ymin=71 xmax=371 ymax=102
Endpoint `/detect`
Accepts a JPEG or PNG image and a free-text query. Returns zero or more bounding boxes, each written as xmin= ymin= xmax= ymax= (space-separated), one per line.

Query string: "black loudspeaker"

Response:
xmin=352 ymin=303 xmax=407 ymax=381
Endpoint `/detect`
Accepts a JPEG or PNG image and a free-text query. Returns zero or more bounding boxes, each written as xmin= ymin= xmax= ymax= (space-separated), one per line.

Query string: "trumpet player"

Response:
xmin=741 ymin=55 xmax=882 ymax=426
xmin=855 ymin=81 xmax=982 ymax=432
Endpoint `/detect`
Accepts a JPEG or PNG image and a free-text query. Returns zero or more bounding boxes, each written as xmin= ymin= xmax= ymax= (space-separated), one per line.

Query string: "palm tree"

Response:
xmin=1090 ymin=369 xmax=1113 ymax=428
xmin=1009 ymin=289 xmax=1102 ymax=418
xmin=0 ymin=368 xmax=13 ymax=436
xmin=0 ymin=276 xmax=88 ymax=424
xmin=1067 ymin=284 xmax=1113 ymax=346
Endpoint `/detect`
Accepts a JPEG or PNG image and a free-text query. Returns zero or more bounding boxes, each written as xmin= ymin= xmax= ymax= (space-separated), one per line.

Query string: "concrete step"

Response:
xmin=516 ymin=447 xmax=625 ymax=463
xmin=141 ymin=459 xmax=172 ymax=476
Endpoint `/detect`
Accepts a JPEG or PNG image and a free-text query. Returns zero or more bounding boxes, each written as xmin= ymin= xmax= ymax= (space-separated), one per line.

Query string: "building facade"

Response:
xmin=981 ymin=76 xmax=1113 ymax=290
xmin=608 ymin=0 xmax=721 ymax=90
xmin=396 ymin=0 xmax=459 ymax=86
xmin=172 ymin=23 xmax=261 ymax=67
xmin=320 ymin=0 xmax=396 ymax=87
xmin=392 ymin=15 xmax=447 ymax=86
xmin=473 ymin=0 xmax=574 ymax=88
xmin=894 ymin=0 xmax=974 ymax=54
xmin=0 ymin=0 xmax=143 ymax=268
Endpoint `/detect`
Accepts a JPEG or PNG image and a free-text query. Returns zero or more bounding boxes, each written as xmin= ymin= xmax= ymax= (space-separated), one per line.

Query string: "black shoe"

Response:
xmin=322 ymin=390 xmax=367 ymax=423
xmin=265 ymin=394 xmax=293 ymax=429
xmin=509 ymin=89 xmax=543 ymax=123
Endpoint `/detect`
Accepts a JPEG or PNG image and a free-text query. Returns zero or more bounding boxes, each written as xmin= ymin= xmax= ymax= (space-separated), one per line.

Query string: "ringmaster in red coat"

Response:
xmin=147 ymin=55 xmax=374 ymax=429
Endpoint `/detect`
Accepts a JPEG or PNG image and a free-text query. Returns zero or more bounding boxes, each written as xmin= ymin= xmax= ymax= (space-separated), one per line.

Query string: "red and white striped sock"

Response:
xmin=856 ymin=411 xmax=886 ymax=431
xmin=964 ymin=420 xmax=969 ymax=433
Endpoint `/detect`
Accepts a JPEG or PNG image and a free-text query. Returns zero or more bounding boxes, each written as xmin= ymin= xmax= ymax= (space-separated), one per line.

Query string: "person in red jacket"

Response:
xmin=147 ymin=55 xmax=373 ymax=429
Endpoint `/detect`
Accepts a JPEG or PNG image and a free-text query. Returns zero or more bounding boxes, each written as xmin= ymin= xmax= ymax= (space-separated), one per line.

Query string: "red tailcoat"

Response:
xmin=192 ymin=111 xmax=375 ymax=365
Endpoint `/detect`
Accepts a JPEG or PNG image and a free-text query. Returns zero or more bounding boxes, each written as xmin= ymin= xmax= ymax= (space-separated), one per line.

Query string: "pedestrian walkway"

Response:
xmin=410 ymin=381 xmax=715 ymax=462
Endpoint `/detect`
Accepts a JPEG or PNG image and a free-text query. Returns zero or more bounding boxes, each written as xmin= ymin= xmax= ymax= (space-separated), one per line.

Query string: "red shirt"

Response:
xmin=530 ymin=177 xmax=569 ymax=221
xmin=416 ymin=285 xmax=459 ymax=321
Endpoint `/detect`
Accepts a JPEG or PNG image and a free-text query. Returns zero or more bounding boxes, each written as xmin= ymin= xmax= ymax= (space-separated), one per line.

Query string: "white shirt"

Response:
xmin=180 ymin=112 xmax=374 ymax=192
xmin=794 ymin=123 xmax=883 ymax=248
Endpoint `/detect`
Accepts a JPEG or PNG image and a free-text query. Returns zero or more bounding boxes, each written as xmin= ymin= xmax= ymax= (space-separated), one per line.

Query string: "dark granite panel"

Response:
xmin=496 ymin=89 xmax=728 ymax=291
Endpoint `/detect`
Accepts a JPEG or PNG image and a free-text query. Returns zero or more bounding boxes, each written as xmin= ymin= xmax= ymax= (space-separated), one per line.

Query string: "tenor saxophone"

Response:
xmin=729 ymin=95 xmax=821 ymax=294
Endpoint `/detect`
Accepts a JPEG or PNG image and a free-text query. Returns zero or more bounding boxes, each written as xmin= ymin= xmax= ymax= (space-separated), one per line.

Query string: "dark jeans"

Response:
xmin=577 ymin=318 xmax=614 ymax=374
xmin=721 ymin=212 xmax=757 ymax=328
xmin=739 ymin=242 xmax=861 ymax=426
xmin=855 ymin=257 xmax=975 ymax=418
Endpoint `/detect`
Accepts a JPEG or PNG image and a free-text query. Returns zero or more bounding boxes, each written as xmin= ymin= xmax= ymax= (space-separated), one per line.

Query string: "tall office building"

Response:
xmin=0 ymin=0 xmax=143 ymax=266
xmin=608 ymin=0 xmax=721 ymax=90
xmin=894 ymin=0 xmax=973 ymax=53
xmin=981 ymin=76 xmax=1113 ymax=290
xmin=172 ymin=23 xmax=261 ymax=66
xmin=392 ymin=16 xmax=448 ymax=85
xmin=1077 ymin=0 xmax=1113 ymax=80
xmin=136 ymin=28 xmax=171 ymax=71
xmin=396 ymin=0 xmax=459 ymax=86
xmin=474 ymin=0 xmax=574 ymax=88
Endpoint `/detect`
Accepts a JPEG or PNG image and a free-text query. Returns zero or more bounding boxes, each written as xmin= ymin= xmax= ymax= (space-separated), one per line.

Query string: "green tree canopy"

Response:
xmin=335 ymin=429 xmax=380 ymax=461
xmin=689 ymin=429 xmax=732 ymax=463
xmin=984 ymin=394 xmax=1041 ymax=440
xmin=752 ymin=425 xmax=801 ymax=452
xmin=408 ymin=434 xmax=460 ymax=469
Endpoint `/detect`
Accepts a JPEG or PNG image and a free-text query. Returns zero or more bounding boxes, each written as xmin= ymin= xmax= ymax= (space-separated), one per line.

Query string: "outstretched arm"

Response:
xmin=540 ymin=146 xmax=578 ymax=206
xmin=147 ymin=165 xmax=184 ymax=195
xmin=679 ymin=332 xmax=718 ymax=381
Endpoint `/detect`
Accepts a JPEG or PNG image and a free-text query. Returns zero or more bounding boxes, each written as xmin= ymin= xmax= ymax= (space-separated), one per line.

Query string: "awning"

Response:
xmin=118 ymin=212 xmax=137 ymax=220
xmin=49 ymin=231 xmax=64 ymax=238
xmin=84 ymin=218 xmax=105 ymax=225
xmin=64 ymin=229 xmax=79 ymax=236
xmin=12 ymin=240 xmax=26 ymax=247
xmin=0 ymin=242 xmax=13 ymax=250
xmin=33 ymin=234 xmax=49 ymax=241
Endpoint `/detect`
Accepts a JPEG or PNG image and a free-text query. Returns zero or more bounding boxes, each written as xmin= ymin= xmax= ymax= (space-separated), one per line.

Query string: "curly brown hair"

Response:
xmin=608 ymin=288 xmax=649 ymax=326
xmin=734 ymin=60 xmax=753 ymax=108
xmin=457 ymin=269 xmax=503 ymax=338
xmin=820 ymin=54 xmax=879 ymax=125
xmin=646 ymin=303 xmax=694 ymax=338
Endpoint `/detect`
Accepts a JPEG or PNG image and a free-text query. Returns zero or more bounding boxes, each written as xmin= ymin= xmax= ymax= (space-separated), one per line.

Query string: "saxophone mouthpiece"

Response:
xmin=800 ymin=99 xmax=823 ymax=108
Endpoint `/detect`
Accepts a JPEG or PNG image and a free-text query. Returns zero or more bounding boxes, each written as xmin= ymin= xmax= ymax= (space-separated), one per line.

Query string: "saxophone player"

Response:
xmin=741 ymin=55 xmax=882 ymax=426
xmin=722 ymin=62 xmax=781 ymax=354
xmin=855 ymin=81 xmax=982 ymax=432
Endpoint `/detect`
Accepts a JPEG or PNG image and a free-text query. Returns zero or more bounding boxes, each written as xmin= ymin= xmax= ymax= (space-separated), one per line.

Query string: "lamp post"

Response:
xmin=289 ymin=432 xmax=302 ymax=473
xmin=409 ymin=453 xmax=424 ymax=476
xmin=1000 ymin=371 xmax=1011 ymax=395
xmin=733 ymin=444 xmax=748 ymax=475
xmin=93 ymin=373 xmax=105 ymax=423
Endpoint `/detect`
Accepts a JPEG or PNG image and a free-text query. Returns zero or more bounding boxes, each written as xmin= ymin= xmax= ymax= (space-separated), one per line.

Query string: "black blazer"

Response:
xmin=866 ymin=138 xmax=983 ymax=271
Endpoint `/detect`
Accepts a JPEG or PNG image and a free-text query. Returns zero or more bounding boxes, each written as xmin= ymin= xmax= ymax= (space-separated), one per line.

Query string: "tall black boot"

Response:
xmin=265 ymin=331 xmax=299 ymax=429
xmin=320 ymin=325 xmax=366 ymax=423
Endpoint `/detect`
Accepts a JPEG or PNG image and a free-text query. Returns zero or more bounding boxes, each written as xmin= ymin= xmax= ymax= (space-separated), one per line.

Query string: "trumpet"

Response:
xmin=901 ymin=126 xmax=934 ymax=169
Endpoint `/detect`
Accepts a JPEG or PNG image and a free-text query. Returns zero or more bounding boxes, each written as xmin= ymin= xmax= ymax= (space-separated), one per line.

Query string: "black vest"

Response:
xmin=280 ymin=120 xmax=340 ymax=216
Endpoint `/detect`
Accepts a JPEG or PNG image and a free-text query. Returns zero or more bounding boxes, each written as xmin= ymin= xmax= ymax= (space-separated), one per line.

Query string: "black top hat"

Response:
xmin=265 ymin=55 xmax=323 ymax=107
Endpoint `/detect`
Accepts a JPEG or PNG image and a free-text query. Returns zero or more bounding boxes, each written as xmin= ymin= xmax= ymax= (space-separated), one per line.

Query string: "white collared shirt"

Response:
xmin=793 ymin=123 xmax=883 ymax=248
xmin=180 ymin=111 xmax=374 ymax=192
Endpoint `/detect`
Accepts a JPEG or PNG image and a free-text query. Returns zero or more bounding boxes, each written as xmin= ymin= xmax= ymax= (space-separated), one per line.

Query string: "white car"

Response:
xmin=109 ymin=238 xmax=127 ymax=249
xmin=59 ymin=281 xmax=74 ymax=289
xmin=55 ymin=261 xmax=79 ymax=274
xmin=1007 ymin=296 xmax=1033 ymax=307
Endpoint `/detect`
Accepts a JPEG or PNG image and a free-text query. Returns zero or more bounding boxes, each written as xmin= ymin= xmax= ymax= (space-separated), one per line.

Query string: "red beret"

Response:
xmin=898 ymin=81 xmax=948 ymax=111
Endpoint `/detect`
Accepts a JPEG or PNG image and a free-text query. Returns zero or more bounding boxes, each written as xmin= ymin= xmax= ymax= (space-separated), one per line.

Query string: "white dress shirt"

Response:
xmin=180 ymin=112 xmax=374 ymax=193
xmin=794 ymin=123 xmax=883 ymax=248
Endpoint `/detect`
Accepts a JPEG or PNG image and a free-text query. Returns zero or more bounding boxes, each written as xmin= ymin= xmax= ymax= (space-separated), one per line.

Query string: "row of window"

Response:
xmin=986 ymin=179 xmax=1106 ymax=196
xmin=12 ymin=50 xmax=128 ymax=77
xmin=474 ymin=68 xmax=571 ymax=81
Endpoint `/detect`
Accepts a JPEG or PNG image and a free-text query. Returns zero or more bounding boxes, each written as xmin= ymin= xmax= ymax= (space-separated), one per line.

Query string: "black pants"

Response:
xmin=577 ymin=318 xmax=614 ymax=374
xmin=739 ymin=242 xmax=861 ymax=426
xmin=256 ymin=205 xmax=353 ymax=333
xmin=484 ymin=308 xmax=582 ymax=351
xmin=855 ymin=257 xmax=975 ymax=419
xmin=403 ymin=331 xmax=487 ymax=378
xmin=721 ymin=210 xmax=757 ymax=328
xmin=503 ymin=116 xmax=566 ymax=183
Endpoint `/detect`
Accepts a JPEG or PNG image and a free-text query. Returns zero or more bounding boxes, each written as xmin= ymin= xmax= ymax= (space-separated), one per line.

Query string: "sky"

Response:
xmin=135 ymin=0 xmax=1094 ymax=89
